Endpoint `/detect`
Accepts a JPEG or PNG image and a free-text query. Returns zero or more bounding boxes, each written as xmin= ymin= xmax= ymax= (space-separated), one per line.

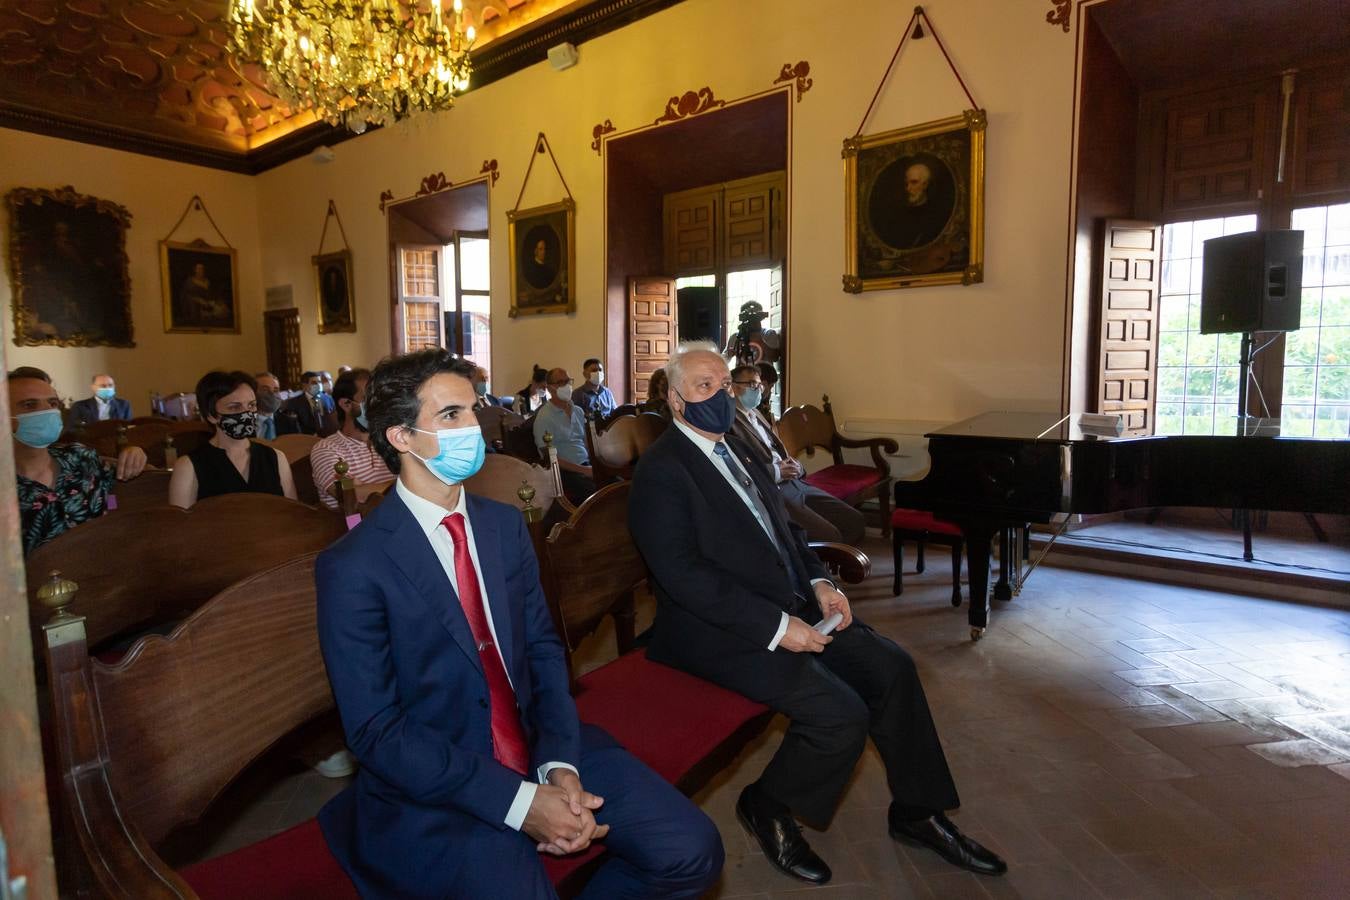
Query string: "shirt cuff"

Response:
xmin=767 ymin=611 xmax=790 ymax=651
xmin=504 ymin=781 xmax=535 ymax=831
xmin=537 ymin=761 xmax=578 ymax=785
xmin=810 ymin=577 xmax=836 ymax=589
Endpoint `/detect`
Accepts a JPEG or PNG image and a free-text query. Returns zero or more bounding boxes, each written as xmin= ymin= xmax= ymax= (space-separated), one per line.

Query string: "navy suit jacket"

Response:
xmin=316 ymin=487 xmax=580 ymax=898
xmin=68 ymin=396 xmax=131 ymax=426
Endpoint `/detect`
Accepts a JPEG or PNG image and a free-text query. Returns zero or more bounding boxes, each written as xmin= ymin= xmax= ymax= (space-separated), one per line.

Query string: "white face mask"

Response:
xmin=588 ymin=371 xmax=603 ymax=386
xmin=554 ymin=384 xmax=574 ymax=402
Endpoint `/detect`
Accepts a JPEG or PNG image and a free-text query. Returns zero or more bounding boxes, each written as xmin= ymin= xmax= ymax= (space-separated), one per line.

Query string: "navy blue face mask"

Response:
xmin=677 ymin=388 xmax=736 ymax=435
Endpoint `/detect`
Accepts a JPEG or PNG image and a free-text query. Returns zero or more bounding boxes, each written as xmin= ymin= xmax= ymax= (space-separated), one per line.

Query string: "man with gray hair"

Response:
xmin=628 ymin=341 xmax=1004 ymax=886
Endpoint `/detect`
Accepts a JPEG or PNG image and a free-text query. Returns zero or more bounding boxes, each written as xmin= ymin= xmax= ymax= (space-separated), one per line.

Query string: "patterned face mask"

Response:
xmin=217 ymin=411 xmax=258 ymax=440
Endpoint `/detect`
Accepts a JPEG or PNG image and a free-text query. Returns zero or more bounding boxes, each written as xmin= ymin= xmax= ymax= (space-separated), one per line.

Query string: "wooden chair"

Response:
xmin=777 ymin=394 xmax=899 ymax=537
xmin=584 ymin=412 xmax=668 ymax=486
xmin=268 ymin=432 xmax=320 ymax=463
xmin=26 ymin=493 xmax=345 ymax=652
xmin=542 ymin=482 xmax=774 ymax=796
xmin=501 ymin=413 xmax=541 ymax=462
xmin=473 ymin=405 xmax=517 ymax=450
xmin=597 ymin=404 xmax=639 ymax=427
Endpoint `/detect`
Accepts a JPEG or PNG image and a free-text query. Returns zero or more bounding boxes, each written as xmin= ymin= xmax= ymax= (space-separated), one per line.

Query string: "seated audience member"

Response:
xmin=755 ymin=361 xmax=779 ymax=419
xmin=573 ymin=357 xmax=616 ymax=419
xmin=9 ymin=366 xmax=148 ymax=554
xmin=315 ymin=348 xmax=722 ymax=899
xmin=254 ymin=371 xmax=283 ymax=441
xmin=639 ymin=367 xmax=672 ymax=418
xmin=319 ymin=371 xmax=337 ymax=413
xmin=277 ymin=370 xmax=330 ymax=436
xmin=68 ymin=373 xmax=132 ymax=426
xmin=515 ymin=364 xmax=550 ymax=414
xmin=311 ymin=368 xmax=393 ymax=510
xmin=470 ymin=365 xmax=502 ymax=410
xmin=729 ymin=364 xmax=865 ymax=545
xmin=532 ymin=367 xmax=596 ymax=503
xmin=628 ymin=342 xmax=1006 ymax=886
xmin=168 ymin=370 xmax=297 ymax=509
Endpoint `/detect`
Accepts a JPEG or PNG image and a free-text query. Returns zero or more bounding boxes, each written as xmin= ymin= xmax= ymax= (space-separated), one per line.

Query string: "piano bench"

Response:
xmin=890 ymin=509 xmax=963 ymax=607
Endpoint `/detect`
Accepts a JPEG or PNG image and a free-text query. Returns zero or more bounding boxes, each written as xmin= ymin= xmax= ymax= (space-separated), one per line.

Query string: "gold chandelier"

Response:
xmin=228 ymin=0 xmax=475 ymax=133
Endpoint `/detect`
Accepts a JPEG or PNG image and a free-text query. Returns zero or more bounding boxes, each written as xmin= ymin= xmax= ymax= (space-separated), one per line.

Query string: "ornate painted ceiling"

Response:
xmin=0 ymin=0 xmax=646 ymax=171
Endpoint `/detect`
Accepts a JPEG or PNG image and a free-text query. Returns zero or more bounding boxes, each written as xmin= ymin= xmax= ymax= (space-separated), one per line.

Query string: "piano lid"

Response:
xmin=926 ymin=411 xmax=1117 ymax=443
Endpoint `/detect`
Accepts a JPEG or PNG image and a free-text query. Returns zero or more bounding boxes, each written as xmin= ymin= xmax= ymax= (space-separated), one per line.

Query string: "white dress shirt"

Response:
xmin=95 ymin=396 xmax=112 ymax=421
xmin=673 ymin=419 xmax=828 ymax=652
xmin=395 ymin=479 xmax=577 ymax=830
xmin=740 ymin=407 xmax=789 ymax=482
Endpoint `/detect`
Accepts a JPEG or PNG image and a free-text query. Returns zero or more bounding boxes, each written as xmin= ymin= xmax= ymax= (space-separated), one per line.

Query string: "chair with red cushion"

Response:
xmin=890 ymin=506 xmax=964 ymax=607
xmin=776 ymin=394 xmax=900 ymax=537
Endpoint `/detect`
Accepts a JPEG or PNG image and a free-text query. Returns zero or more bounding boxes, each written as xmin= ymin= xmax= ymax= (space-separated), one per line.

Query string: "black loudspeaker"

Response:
xmin=1199 ymin=230 xmax=1304 ymax=334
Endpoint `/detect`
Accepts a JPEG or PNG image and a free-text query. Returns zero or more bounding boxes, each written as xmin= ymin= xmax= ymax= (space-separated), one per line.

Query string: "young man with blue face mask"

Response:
xmin=628 ymin=342 xmax=1004 ymax=887
xmin=8 ymin=367 xmax=147 ymax=554
xmin=313 ymin=349 xmax=722 ymax=899
xmin=69 ymin=372 xmax=132 ymax=426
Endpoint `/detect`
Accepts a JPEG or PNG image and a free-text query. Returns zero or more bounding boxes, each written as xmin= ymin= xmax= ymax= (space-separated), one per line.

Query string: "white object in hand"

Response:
xmin=815 ymin=612 xmax=843 ymax=635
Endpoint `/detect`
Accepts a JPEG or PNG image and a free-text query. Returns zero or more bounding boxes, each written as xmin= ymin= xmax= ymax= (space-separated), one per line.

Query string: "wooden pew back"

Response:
xmin=26 ymin=493 xmax=345 ymax=649
xmin=585 ymin=413 xmax=667 ymax=486
xmin=108 ymin=468 xmax=173 ymax=515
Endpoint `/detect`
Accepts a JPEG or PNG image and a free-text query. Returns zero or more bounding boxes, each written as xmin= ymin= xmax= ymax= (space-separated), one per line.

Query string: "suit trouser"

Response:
xmin=727 ymin=621 xmax=959 ymax=826
xmin=450 ymin=725 xmax=723 ymax=900
xmin=779 ymin=478 xmax=867 ymax=545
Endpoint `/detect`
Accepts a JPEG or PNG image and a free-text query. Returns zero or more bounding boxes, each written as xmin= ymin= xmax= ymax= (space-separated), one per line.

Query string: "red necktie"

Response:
xmin=441 ymin=512 xmax=530 ymax=775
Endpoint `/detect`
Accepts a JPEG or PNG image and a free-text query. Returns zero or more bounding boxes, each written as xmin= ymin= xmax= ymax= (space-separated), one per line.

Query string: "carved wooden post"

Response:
xmin=162 ymin=433 xmax=177 ymax=470
xmin=335 ymin=459 xmax=355 ymax=516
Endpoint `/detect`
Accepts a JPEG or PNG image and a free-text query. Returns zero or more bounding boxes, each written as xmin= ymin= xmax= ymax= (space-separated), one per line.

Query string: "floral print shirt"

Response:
xmin=17 ymin=443 xmax=113 ymax=555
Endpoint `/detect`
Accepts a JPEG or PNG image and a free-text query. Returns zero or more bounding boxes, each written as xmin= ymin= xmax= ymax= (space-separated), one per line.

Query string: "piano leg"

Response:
xmin=993 ymin=528 xmax=1014 ymax=603
xmin=961 ymin=524 xmax=996 ymax=639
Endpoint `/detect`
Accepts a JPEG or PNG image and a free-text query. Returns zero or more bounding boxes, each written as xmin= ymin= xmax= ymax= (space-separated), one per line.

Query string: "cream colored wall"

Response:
xmin=0 ymin=129 xmax=265 ymax=414
xmin=256 ymin=0 xmax=1078 ymax=423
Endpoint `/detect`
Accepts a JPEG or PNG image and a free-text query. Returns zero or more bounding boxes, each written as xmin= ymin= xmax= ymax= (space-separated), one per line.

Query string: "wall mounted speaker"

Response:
xmin=548 ymin=43 xmax=579 ymax=71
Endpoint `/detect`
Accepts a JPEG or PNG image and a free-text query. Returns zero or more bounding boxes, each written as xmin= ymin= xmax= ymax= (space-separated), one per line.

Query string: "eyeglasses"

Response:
xmin=733 ymin=380 xmax=762 ymax=388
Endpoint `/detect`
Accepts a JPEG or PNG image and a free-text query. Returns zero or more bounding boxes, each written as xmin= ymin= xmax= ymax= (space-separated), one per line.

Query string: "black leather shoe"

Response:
xmin=889 ymin=810 xmax=1007 ymax=876
xmin=735 ymin=786 xmax=831 ymax=885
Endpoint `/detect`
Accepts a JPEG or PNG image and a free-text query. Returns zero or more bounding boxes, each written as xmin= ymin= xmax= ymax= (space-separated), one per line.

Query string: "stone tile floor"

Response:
xmin=186 ymin=533 xmax=1350 ymax=897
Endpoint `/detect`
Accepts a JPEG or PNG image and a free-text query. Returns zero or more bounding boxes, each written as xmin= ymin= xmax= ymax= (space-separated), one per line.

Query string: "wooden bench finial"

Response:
xmin=163 ymin=431 xmax=178 ymax=469
xmin=116 ymin=424 xmax=130 ymax=448
xmin=518 ymin=480 xmax=542 ymax=523
xmin=335 ymin=459 xmax=349 ymax=478
xmin=38 ymin=570 xmax=80 ymax=625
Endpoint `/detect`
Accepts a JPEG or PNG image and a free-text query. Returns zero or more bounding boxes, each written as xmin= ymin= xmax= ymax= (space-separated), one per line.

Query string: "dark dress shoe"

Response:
xmin=735 ymin=786 xmax=832 ymax=884
xmin=889 ymin=810 xmax=1007 ymax=876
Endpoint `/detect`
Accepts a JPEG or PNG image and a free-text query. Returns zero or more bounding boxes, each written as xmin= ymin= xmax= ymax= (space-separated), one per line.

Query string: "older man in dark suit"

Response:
xmin=68 ymin=373 xmax=132 ymax=426
xmin=628 ymin=342 xmax=1005 ymax=887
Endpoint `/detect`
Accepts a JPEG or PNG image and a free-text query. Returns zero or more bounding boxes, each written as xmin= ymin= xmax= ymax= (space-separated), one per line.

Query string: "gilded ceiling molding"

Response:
xmin=480 ymin=159 xmax=500 ymax=185
xmin=378 ymin=189 xmax=395 ymax=213
xmin=591 ymin=119 xmax=615 ymax=155
xmin=653 ymin=87 xmax=725 ymax=125
xmin=416 ymin=172 xmax=453 ymax=196
xmin=1046 ymin=0 xmax=1071 ymax=32
xmin=773 ymin=61 xmax=813 ymax=102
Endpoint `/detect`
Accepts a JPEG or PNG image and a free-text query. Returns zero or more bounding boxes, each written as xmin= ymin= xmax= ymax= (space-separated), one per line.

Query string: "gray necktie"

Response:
xmin=714 ymin=441 xmax=806 ymax=608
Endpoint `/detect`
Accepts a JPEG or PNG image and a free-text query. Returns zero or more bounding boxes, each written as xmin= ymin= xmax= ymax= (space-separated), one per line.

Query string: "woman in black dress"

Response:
xmin=168 ymin=370 xmax=297 ymax=508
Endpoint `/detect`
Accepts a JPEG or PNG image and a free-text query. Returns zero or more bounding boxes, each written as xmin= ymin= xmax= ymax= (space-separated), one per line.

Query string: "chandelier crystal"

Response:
xmin=228 ymin=0 xmax=475 ymax=132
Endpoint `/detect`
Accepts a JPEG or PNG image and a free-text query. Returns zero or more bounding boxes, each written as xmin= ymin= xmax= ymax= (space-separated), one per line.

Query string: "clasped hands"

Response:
xmin=778 ymin=581 xmax=853 ymax=653
xmin=523 ymin=769 xmax=609 ymax=856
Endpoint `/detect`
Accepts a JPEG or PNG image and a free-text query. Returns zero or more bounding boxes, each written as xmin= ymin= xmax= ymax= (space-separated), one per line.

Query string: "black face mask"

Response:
xmin=217 ymin=411 xmax=258 ymax=440
xmin=256 ymin=390 xmax=281 ymax=414
xmin=676 ymin=389 xmax=736 ymax=435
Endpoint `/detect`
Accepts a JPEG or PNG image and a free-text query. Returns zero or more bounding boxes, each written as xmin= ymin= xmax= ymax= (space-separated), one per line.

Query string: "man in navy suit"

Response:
xmin=628 ymin=342 xmax=1006 ymax=887
xmin=315 ymin=349 xmax=722 ymax=900
xmin=68 ymin=373 xmax=132 ymax=426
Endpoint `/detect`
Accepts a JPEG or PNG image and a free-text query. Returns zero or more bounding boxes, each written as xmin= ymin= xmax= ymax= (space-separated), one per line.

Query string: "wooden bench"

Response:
xmin=777 ymin=394 xmax=900 ymax=537
xmin=26 ymin=493 xmax=345 ymax=653
xmin=584 ymin=411 xmax=668 ymax=486
xmin=107 ymin=468 xmax=173 ymax=515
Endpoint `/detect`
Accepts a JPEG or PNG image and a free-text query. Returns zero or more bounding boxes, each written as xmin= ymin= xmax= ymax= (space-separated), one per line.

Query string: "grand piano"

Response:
xmin=894 ymin=412 xmax=1350 ymax=639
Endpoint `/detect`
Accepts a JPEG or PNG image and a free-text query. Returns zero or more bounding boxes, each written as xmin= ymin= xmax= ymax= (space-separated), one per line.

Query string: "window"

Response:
xmin=1282 ymin=202 xmax=1350 ymax=437
xmin=451 ymin=233 xmax=492 ymax=378
xmin=399 ymin=247 xmax=442 ymax=353
xmin=1155 ymin=215 xmax=1256 ymax=435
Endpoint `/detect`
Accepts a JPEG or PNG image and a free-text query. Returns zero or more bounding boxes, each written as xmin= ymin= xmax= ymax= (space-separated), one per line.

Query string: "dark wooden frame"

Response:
xmin=5 ymin=184 xmax=135 ymax=347
xmin=313 ymin=249 xmax=355 ymax=334
xmin=507 ymin=198 xmax=576 ymax=317
xmin=160 ymin=239 xmax=240 ymax=334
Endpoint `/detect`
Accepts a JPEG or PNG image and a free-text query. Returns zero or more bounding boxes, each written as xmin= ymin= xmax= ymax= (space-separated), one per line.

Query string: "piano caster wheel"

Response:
xmin=970 ymin=627 xmax=984 ymax=641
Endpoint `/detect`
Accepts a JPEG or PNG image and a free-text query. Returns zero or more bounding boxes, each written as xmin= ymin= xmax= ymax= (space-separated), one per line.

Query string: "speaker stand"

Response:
xmin=1235 ymin=330 xmax=1255 ymax=561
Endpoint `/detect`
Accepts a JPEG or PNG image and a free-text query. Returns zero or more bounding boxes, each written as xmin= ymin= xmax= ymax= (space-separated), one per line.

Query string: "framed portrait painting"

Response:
xmin=5 ymin=185 xmax=135 ymax=347
xmin=507 ymin=198 xmax=575 ymax=317
xmin=314 ymin=249 xmax=355 ymax=333
xmin=161 ymin=239 xmax=239 ymax=333
xmin=843 ymin=109 xmax=986 ymax=292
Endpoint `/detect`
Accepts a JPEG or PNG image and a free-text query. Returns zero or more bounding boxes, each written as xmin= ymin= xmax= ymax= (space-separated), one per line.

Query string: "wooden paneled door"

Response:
xmin=629 ymin=276 xmax=677 ymax=402
xmin=663 ymin=188 xmax=718 ymax=274
xmin=263 ymin=308 xmax=302 ymax=389
xmin=1096 ymin=220 xmax=1163 ymax=435
xmin=723 ymin=172 xmax=784 ymax=271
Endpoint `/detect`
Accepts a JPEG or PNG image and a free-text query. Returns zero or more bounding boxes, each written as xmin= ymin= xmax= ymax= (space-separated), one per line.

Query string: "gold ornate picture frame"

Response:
xmin=843 ymin=109 xmax=986 ymax=292
xmin=160 ymin=239 xmax=240 ymax=333
xmin=314 ymin=249 xmax=355 ymax=334
xmin=507 ymin=198 xmax=575 ymax=317
xmin=6 ymin=185 xmax=135 ymax=347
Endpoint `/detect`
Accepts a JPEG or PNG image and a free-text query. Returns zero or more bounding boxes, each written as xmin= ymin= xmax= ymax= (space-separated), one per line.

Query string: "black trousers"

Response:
xmin=731 ymin=621 xmax=960 ymax=826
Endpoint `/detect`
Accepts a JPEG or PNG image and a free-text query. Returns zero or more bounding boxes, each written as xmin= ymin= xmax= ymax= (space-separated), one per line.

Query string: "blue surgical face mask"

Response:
xmin=95 ymin=387 xmax=115 ymax=401
xmin=355 ymin=402 xmax=369 ymax=432
xmin=307 ymin=383 xmax=323 ymax=398
xmin=676 ymin=388 xmax=736 ymax=435
xmin=408 ymin=423 xmax=485 ymax=485
xmin=737 ymin=387 xmax=763 ymax=411
xmin=14 ymin=409 xmax=65 ymax=449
